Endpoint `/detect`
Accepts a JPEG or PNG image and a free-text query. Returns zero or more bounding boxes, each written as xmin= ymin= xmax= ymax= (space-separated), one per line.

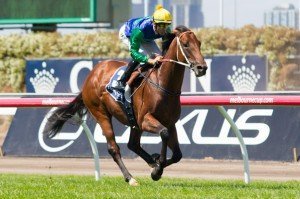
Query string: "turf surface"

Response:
xmin=0 ymin=174 xmax=299 ymax=198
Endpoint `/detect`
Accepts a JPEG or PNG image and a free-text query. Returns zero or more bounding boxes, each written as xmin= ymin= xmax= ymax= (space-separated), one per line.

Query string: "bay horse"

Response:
xmin=43 ymin=26 xmax=207 ymax=186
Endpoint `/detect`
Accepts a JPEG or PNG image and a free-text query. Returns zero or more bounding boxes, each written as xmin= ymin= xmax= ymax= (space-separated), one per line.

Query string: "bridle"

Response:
xmin=161 ymin=31 xmax=206 ymax=72
xmin=134 ymin=31 xmax=206 ymax=97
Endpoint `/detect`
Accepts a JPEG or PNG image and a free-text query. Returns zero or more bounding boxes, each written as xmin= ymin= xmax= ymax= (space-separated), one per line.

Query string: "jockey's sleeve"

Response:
xmin=129 ymin=28 xmax=148 ymax=63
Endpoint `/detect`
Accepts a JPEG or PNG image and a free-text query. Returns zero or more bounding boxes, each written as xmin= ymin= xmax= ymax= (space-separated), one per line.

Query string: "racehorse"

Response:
xmin=43 ymin=25 xmax=207 ymax=186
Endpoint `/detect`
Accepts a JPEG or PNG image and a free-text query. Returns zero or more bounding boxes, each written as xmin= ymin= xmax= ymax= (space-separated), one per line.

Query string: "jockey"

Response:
xmin=113 ymin=4 xmax=172 ymax=90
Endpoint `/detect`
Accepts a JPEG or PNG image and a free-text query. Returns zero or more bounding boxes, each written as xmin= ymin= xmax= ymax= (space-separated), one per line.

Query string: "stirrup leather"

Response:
xmin=124 ymin=85 xmax=131 ymax=103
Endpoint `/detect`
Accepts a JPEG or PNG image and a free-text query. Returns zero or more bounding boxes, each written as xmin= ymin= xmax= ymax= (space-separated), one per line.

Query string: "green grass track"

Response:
xmin=0 ymin=174 xmax=300 ymax=198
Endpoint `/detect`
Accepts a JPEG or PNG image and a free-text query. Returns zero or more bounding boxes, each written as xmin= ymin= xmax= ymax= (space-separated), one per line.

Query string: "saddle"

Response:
xmin=106 ymin=64 xmax=154 ymax=129
xmin=127 ymin=65 xmax=152 ymax=86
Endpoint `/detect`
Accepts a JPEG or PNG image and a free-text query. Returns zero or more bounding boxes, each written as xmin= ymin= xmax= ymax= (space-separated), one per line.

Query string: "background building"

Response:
xmin=131 ymin=0 xmax=204 ymax=28
xmin=264 ymin=4 xmax=299 ymax=28
xmin=131 ymin=0 xmax=300 ymax=29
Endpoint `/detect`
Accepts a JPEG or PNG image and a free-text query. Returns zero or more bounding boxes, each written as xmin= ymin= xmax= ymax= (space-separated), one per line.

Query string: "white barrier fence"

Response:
xmin=1 ymin=93 xmax=300 ymax=183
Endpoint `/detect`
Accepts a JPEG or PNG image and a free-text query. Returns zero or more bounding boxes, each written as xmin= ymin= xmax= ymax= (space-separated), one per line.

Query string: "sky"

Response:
xmin=202 ymin=0 xmax=300 ymax=28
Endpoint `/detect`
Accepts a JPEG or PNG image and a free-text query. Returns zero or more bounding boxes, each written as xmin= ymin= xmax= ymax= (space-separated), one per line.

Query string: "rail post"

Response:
xmin=77 ymin=116 xmax=100 ymax=181
xmin=216 ymin=106 xmax=250 ymax=184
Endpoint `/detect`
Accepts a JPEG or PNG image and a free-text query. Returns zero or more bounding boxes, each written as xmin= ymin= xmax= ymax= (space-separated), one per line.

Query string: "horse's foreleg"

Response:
xmin=165 ymin=125 xmax=182 ymax=167
xmin=142 ymin=113 xmax=169 ymax=181
xmin=127 ymin=128 xmax=157 ymax=167
xmin=150 ymin=126 xmax=182 ymax=168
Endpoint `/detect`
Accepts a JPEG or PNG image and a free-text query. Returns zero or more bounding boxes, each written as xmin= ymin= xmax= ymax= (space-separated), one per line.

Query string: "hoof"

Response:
xmin=151 ymin=165 xmax=163 ymax=181
xmin=151 ymin=172 xmax=162 ymax=181
xmin=129 ymin=178 xmax=139 ymax=186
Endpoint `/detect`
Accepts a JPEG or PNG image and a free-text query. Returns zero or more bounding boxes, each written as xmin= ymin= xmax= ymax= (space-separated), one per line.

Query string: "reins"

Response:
xmin=129 ymin=66 xmax=155 ymax=97
xmin=130 ymin=64 xmax=181 ymax=97
xmin=141 ymin=67 xmax=181 ymax=96
xmin=130 ymin=31 xmax=196 ymax=97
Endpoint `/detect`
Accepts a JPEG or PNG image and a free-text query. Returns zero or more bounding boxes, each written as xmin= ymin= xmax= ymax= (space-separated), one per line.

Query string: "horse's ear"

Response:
xmin=173 ymin=29 xmax=181 ymax=37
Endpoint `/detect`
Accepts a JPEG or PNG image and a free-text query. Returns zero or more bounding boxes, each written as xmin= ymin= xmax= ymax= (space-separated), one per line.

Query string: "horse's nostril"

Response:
xmin=197 ymin=65 xmax=207 ymax=70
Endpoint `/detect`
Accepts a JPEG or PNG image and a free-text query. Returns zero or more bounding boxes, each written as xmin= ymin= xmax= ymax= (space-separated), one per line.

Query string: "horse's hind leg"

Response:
xmin=127 ymin=128 xmax=157 ymax=167
xmin=89 ymin=109 xmax=138 ymax=186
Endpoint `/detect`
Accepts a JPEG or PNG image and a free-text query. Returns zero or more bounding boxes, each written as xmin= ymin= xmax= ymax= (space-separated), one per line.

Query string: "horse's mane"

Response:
xmin=162 ymin=25 xmax=191 ymax=55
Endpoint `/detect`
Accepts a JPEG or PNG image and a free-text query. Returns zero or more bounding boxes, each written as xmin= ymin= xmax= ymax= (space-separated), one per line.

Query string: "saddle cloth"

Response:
xmin=106 ymin=66 xmax=127 ymax=103
xmin=106 ymin=66 xmax=138 ymax=129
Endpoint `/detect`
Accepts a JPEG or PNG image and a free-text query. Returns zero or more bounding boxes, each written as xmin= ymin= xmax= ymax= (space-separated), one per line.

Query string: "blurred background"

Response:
xmin=1 ymin=0 xmax=300 ymax=161
xmin=0 ymin=0 xmax=299 ymax=93
xmin=2 ymin=0 xmax=300 ymax=30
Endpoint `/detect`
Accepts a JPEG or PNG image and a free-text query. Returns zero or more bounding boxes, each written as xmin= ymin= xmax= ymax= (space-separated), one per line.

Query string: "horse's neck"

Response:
xmin=157 ymin=41 xmax=185 ymax=94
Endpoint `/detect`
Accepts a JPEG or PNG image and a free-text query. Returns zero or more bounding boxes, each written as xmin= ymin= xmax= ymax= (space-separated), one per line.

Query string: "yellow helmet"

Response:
xmin=153 ymin=5 xmax=172 ymax=24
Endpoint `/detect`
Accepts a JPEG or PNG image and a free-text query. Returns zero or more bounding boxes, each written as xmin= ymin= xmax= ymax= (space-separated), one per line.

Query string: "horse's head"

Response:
xmin=163 ymin=26 xmax=207 ymax=77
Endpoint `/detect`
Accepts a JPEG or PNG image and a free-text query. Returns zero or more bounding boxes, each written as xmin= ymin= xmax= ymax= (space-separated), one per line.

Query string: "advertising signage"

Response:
xmin=0 ymin=0 xmax=130 ymax=26
xmin=24 ymin=55 xmax=267 ymax=93
xmin=3 ymin=106 xmax=300 ymax=161
xmin=0 ymin=0 xmax=95 ymax=24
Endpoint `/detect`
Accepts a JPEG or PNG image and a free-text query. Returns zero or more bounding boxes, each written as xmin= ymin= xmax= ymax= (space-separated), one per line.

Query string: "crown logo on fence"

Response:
xmin=227 ymin=57 xmax=261 ymax=92
xmin=30 ymin=62 xmax=59 ymax=93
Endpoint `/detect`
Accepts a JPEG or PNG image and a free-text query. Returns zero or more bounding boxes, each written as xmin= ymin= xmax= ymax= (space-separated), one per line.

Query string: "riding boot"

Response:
xmin=113 ymin=60 xmax=139 ymax=90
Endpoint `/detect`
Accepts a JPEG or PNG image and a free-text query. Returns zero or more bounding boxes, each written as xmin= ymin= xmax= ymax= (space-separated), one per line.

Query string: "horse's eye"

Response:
xmin=183 ymin=43 xmax=189 ymax=48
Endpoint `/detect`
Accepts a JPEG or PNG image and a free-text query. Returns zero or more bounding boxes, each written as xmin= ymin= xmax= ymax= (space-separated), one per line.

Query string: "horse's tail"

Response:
xmin=43 ymin=92 xmax=87 ymax=138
